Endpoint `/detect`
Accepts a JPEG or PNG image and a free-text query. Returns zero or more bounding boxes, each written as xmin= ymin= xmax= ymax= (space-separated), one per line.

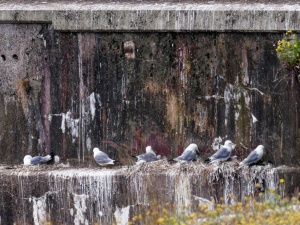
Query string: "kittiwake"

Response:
xmin=93 ymin=147 xmax=116 ymax=166
xmin=208 ymin=140 xmax=235 ymax=163
xmin=136 ymin=146 xmax=160 ymax=164
xmin=23 ymin=154 xmax=52 ymax=165
xmin=173 ymin=143 xmax=199 ymax=162
xmin=239 ymin=145 xmax=264 ymax=166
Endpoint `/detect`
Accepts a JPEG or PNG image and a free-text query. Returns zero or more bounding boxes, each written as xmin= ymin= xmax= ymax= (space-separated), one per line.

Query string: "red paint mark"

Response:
xmin=145 ymin=133 xmax=171 ymax=156
xmin=129 ymin=131 xmax=173 ymax=156
xmin=61 ymin=136 xmax=66 ymax=160
xmin=40 ymin=53 xmax=51 ymax=154
xmin=60 ymin=34 xmax=73 ymax=159
xmin=102 ymin=108 xmax=107 ymax=139
xmin=177 ymin=137 xmax=184 ymax=156
xmin=200 ymin=146 xmax=212 ymax=154
xmin=132 ymin=126 xmax=143 ymax=155
xmin=61 ymin=35 xmax=69 ymax=111
xmin=232 ymin=146 xmax=248 ymax=156
xmin=61 ymin=68 xmax=67 ymax=110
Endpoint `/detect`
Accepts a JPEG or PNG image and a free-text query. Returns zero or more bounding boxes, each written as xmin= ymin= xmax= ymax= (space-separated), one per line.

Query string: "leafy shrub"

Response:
xmin=276 ymin=30 xmax=300 ymax=71
xmin=126 ymin=191 xmax=300 ymax=225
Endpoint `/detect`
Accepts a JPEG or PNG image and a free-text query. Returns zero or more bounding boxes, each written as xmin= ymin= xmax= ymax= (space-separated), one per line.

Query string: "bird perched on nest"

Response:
xmin=239 ymin=145 xmax=265 ymax=167
xmin=207 ymin=140 xmax=235 ymax=163
xmin=135 ymin=146 xmax=160 ymax=165
xmin=23 ymin=153 xmax=53 ymax=165
xmin=173 ymin=143 xmax=199 ymax=162
xmin=93 ymin=147 xmax=116 ymax=166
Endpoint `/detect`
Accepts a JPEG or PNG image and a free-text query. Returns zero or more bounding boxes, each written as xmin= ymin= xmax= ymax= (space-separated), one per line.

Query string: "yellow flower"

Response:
xmin=286 ymin=30 xmax=292 ymax=35
xmin=280 ymin=178 xmax=285 ymax=183
xmin=287 ymin=42 xmax=291 ymax=47
xmin=157 ymin=217 xmax=164 ymax=223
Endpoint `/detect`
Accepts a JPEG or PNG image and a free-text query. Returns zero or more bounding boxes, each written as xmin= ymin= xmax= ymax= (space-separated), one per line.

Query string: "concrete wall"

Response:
xmin=0 ymin=1 xmax=300 ymax=225
xmin=0 ymin=1 xmax=300 ymax=166
xmin=0 ymin=22 xmax=299 ymax=166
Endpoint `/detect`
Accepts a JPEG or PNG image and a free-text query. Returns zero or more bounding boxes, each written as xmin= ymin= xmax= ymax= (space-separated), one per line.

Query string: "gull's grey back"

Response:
xmin=94 ymin=151 xmax=113 ymax=164
xmin=30 ymin=155 xmax=51 ymax=165
xmin=137 ymin=152 xmax=158 ymax=162
xmin=176 ymin=149 xmax=196 ymax=161
xmin=210 ymin=146 xmax=231 ymax=160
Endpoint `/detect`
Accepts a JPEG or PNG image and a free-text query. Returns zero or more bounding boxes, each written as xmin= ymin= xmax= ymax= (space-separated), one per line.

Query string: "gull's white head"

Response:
xmin=255 ymin=145 xmax=265 ymax=154
xmin=186 ymin=143 xmax=198 ymax=153
xmin=224 ymin=140 xmax=236 ymax=151
xmin=23 ymin=155 xmax=32 ymax=165
xmin=93 ymin=147 xmax=101 ymax=156
xmin=145 ymin=146 xmax=156 ymax=155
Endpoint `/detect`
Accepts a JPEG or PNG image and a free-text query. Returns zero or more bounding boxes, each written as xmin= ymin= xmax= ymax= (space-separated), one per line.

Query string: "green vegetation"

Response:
xmin=125 ymin=183 xmax=300 ymax=225
xmin=276 ymin=30 xmax=300 ymax=70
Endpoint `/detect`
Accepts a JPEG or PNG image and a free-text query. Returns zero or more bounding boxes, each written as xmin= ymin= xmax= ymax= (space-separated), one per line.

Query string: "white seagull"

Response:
xmin=23 ymin=154 xmax=52 ymax=165
xmin=93 ymin=147 xmax=116 ymax=166
xmin=136 ymin=146 xmax=160 ymax=164
xmin=173 ymin=143 xmax=199 ymax=162
xmin=239 ymin=145 xmax=265 ymax=166
xmin=208 ymin=140 xmax=235 ymax=163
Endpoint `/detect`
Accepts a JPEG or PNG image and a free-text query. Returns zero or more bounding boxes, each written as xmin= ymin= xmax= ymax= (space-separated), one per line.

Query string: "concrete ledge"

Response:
xmin=0 ymin=2 xmax=300 ymax=31
xmin=0 ymin=162 xmax=299 ymax=224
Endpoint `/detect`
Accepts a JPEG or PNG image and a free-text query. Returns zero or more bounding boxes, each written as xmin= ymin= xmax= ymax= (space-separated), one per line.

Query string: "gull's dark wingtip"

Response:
xmin=45 ymin=152 xmax=56 ymax=165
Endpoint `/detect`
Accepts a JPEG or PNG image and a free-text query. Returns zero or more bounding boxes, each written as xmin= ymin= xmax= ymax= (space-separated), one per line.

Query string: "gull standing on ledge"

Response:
xmin=93 ymin=147 xmax=116 ymax=166
xmin=136 ymin=146 xmax=160 ymax=164
xmin=208 ymin=140 xmax=235 ymax=163
xmin=239 ymin=145 xmax=264 ymax=166
xmin=23 ymin=154 xmax=52 ymax=165
xmin=173 ymin=143 xmax=199 ymax=162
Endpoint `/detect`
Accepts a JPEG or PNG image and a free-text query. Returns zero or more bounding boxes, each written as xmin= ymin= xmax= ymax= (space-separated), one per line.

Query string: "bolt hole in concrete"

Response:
xmin=12 ymin=54 xmax=18 ymax=60
xmin=1 ymin=55 xmax=5 ymax=61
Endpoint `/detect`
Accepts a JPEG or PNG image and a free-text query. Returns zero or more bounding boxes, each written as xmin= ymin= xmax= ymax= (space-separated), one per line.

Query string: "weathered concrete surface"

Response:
xmin=1 ymin=1 xmax=300 ymax=31
xmin=0 ymin=23 xmax=299 ymax=166
xmin=0 ymin=2 xmax=299 ymax=225
xmin=1 ymin=162 xmax=298 ymax=225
